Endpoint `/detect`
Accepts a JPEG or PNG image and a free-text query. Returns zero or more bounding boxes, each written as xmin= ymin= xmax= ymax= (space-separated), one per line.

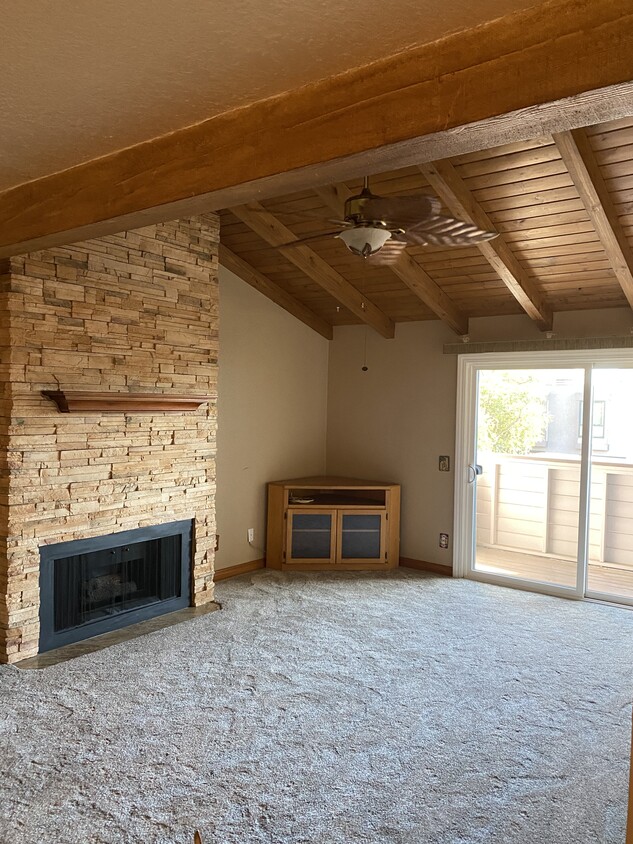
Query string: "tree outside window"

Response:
xmin=478 ymin=371 xmax=551 ymax=455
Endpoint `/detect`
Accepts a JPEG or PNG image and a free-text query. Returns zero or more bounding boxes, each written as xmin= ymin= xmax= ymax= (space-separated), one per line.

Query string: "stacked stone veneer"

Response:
xmin=0 ymin=215 xmax=219 ymax=663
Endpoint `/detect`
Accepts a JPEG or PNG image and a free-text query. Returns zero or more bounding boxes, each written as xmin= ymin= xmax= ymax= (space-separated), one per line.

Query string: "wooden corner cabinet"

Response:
xmin=266 ymin=476 xmax=400 ymax=571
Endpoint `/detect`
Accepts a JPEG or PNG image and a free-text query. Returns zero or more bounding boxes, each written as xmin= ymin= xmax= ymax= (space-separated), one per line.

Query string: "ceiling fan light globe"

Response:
xmin=338 ymin=226 xmax=392 ymax=257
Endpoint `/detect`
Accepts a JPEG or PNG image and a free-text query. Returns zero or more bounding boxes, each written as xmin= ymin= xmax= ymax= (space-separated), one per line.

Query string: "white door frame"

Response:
xmin=453 ymin=348 xmax=633 ymax=601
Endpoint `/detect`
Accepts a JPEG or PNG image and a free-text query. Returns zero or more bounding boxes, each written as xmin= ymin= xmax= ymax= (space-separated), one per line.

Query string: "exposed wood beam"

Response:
xmin=419 ymin=160 xmax=553 ymax=330
xmin=314 ymin=185 xmax=469 ymax=335
xmin=553 ymin=128 xmax=633 ymax=310
xmin=230 ymin=203 xmax=395 ymax=338
xmin=1 ymin=0 xmax=632 ymax=257
xmin=219 ymin=245 xmax=333 ymax=340
xmin=313 ymin=185 xmax=351 ymax=217
xmin=389 ymin=254 xmax=469 ymax=336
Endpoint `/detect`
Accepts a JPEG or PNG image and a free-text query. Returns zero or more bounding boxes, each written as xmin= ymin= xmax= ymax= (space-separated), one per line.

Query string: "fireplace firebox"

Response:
xmin=39 ymin=520 xmax=192 ymax=652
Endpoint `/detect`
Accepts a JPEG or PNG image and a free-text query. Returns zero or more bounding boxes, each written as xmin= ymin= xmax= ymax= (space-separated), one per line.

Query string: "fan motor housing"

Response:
xmin=344 ymin=188 xmax=387 ymax=228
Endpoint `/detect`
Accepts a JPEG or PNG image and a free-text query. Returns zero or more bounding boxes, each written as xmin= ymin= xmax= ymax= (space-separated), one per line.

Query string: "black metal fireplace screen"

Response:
xmin=39 ymin=520 xmax=192 ymax=652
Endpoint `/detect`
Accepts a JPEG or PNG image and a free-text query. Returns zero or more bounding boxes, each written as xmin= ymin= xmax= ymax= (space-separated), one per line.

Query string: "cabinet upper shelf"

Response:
xmin=269 ymin=475 xmax=399 ymax=490
xmin=289 ymin=493 xmax=386 ymax=508
xmin=270 ymin=476 xmax=400 ymax=510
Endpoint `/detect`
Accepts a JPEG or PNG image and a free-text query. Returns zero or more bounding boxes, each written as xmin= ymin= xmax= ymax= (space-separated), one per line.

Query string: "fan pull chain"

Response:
xmin=360 ymin=269 xmax=369 ymax=370
xmin=362 ymin=325 xmax=369 ymax=372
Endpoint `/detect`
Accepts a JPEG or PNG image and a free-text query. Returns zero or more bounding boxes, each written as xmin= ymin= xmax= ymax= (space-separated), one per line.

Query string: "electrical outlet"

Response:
xmin=247 ymin=528 xmax=254 ymax=544
xmin=439 ymin=532 xmax=449 ymax=549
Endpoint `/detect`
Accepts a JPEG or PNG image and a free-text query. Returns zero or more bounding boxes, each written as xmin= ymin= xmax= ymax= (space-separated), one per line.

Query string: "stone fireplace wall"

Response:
xmin=0 ymin=215 xmax=219 ymax=663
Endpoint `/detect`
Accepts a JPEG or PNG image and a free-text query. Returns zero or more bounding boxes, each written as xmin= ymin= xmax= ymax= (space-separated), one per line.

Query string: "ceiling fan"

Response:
xmin=282 ymin=178 xmax=498 ymax=263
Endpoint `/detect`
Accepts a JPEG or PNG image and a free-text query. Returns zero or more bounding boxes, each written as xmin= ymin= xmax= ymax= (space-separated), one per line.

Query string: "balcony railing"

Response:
xmin=476 ymin=453 xmax=633 ymax=568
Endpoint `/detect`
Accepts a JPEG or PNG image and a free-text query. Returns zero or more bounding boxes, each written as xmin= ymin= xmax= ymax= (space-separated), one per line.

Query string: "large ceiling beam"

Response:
xmin=389 ymin=254 xmax=469 ymax=336
xmin=219 ymin=245 xmax=333 ymax=340
xmin=230 ymin=203 xmax=395 ymax=338
xmin=1 ymin=0 xmax=632 ymax=258
xmin=314 ymin=185 xmax=469 ymax=335
xmin=419 ymin=160 xmax=553 ymax=330
xmin=553 ymin=128 xmax=633 ymax=310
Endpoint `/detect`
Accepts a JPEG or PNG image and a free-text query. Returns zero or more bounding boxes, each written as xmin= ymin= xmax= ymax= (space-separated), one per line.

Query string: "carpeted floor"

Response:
xmin=1 ymin=569 xmax=632 ymax=844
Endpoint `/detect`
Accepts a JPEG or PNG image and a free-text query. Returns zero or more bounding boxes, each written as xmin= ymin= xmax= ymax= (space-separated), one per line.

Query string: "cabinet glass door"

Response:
xmin=338 ymin=511 xmax=386 ymax=563
xmin=287 ymin=510 xmax=335 ymax=564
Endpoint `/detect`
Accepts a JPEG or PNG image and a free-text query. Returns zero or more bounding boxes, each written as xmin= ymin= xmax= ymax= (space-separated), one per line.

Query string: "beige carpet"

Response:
xmin=0 ymin=569 xmax=632 ymax=843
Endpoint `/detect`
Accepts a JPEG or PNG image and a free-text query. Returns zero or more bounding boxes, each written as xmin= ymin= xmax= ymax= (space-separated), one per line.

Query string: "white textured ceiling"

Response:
xmin=1 ymin=0 xmax=539 ymax=191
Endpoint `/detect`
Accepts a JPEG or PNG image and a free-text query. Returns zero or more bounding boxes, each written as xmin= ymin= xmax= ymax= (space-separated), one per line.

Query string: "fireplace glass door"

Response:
xmin=54 ymin=536 xmax=181 ymax=632
xmin=40 ymin=520 xmax=192 ymax=652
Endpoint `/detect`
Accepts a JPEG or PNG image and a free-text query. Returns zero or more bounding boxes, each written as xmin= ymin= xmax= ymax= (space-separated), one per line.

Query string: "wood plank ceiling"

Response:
xmin=219 ymin=115 xmax=633 ymax=337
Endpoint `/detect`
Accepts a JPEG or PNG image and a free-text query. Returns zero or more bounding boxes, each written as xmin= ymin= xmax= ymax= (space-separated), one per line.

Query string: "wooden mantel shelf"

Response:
xmin=41 ymin=391 xmax=216 ymax=413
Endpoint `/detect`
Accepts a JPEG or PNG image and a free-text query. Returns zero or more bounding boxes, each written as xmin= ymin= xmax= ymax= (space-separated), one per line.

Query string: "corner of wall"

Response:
xmin=215 ymin=267 xmax=329 ymax=571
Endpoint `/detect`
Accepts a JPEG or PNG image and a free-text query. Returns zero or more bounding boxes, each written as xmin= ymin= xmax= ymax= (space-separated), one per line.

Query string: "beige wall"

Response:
xmin=326 ymin=308 xmax=633 ymax=568
xmin=215 ymin=272 xmax=633 ymax=574
xmin=215 ymin=267 xmax=329 ymax=570
xmin=466 ymin=308 xmax=633 ymax=342
xmin=326 ymin=321 xmax=458 ymax=567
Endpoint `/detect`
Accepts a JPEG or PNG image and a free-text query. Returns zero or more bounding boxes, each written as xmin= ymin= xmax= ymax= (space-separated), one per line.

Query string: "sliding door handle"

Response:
xmin=467 ymin=464 xmax=484 ymax=483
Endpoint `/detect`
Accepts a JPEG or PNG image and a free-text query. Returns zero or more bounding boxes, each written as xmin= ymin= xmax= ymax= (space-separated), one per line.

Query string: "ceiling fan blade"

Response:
xmin=362 ymin=194 xmax=441 ymax=227
xmin=404 ymin=216 xmax=498 ymax=247
xmin=366 ymin=241 xmax=408 ymax=266
xmin=277 ymin=230 xmax=343 ymax=248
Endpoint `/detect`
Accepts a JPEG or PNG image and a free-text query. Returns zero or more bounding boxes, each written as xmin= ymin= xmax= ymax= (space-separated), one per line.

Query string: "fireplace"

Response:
xmin=39 ymin=520 xmax=193 ymax=652
xmin=0 ymin=217 xmax=218 ymax=664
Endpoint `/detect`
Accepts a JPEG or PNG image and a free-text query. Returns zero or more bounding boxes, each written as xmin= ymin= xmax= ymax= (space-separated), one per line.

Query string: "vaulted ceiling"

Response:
xmin=1 ymin=0 xmax=537 ymax=191
xmin=1 ymin=0 xmax=630 ymax=308
xmin=219 ymin=117 xmax=633 ymax=338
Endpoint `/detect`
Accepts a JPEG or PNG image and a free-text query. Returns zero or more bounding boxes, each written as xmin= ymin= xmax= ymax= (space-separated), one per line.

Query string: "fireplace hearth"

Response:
xmin=39 ymin=521 xmax=193 ymax=652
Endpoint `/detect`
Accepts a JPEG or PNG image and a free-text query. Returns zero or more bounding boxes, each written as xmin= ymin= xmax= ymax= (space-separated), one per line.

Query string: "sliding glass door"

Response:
xmin=455 ymin=352 xmax=633 ymax=605
xmin=586 ymin=369 xmax=633 ymax=602
xmin=473 ymin=368 xmax=585 ymax=591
